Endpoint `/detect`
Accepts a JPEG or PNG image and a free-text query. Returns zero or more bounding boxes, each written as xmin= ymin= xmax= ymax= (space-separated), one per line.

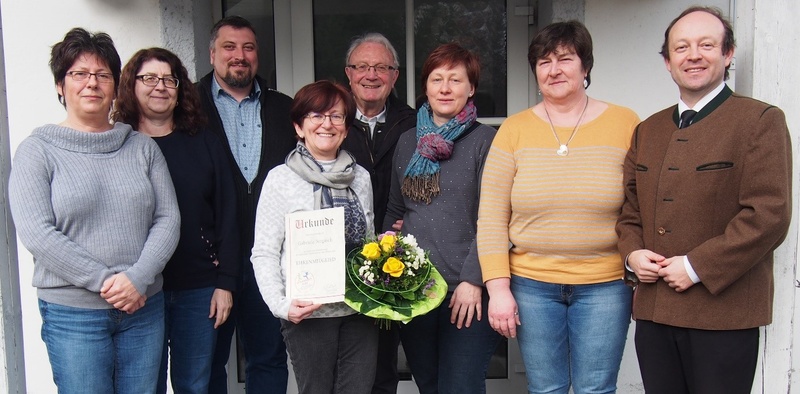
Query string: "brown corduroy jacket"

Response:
xmin=616 ymin=87 xmax=792 ymax=330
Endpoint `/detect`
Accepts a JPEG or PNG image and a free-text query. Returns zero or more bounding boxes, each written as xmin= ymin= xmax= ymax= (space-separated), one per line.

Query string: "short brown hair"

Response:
xmin=528 ymin=21 xmax=594 ymax=88
xmin=113 ymin=47 xmax=206 ymax=133
xmin=420 ymin=43 xmax=480 ymax=98
xmin=290 ymin=80 xmax=357 ymax=130
xmin=660 ymin=6 xmax=735 ymax=80
xmin=209 ymin=16 xmax=258 ymax=50
xmin=50 ymin=28 xmax=121 ymax=105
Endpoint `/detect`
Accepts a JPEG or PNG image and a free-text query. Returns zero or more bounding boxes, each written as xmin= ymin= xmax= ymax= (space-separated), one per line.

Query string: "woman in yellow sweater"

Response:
xmin=477 ymin=21 xmax=639 ymax=394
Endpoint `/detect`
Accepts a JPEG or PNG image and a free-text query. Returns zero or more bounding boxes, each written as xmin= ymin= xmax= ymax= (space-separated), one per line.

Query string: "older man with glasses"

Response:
xmin=341 ymin=32 xmax=416 ymax=394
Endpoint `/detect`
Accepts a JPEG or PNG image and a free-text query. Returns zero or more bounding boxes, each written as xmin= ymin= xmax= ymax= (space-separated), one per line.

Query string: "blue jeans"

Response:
xmin=39 ymin=291 xmax=165 ymax=394
xmin=400 ymin=289 xmax=502 ymax=394
xmin=512 ymin=276 xmax=632 ymax=394
xmin=209 ymin=263 xmax=287 ymax=393
xmin=157 ymin=287 xmax=217 ymax=394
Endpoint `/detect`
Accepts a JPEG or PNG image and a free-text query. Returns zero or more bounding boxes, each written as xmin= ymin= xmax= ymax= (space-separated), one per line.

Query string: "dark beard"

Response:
xmin=222 ymin=69 xmax=253 ymax=89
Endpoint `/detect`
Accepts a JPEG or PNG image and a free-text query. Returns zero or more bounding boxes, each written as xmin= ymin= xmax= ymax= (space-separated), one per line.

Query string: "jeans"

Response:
xmin=209 ymin=262 xmax=288 ymax=394
xmin=39 ymin=291 xmax=165 ymax=394
xmin=512 ymin=276 xmax=632 ymax=394
xmin=281 ymin=313 xmax=379 ymax=394
xmin=399 ymin=289 xmax=502 ymax=394
xmin=157 ymin=287 xmax=218 ymax=394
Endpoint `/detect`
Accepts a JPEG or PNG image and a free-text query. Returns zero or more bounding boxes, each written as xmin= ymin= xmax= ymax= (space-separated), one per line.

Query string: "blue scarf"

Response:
xmin=401 ymin=101 xmax=477 ymax=203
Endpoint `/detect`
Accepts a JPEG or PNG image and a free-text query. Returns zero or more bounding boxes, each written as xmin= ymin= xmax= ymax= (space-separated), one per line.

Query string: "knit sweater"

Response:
xmin=478 ymin=103 xmax=639 ymax=285
xmin=384 ymin=123 xmax=497 ymax=290
xmin=153 ymin=129 xmax=240 ymax=292
xmin=251 ymin=162 xmax=374 ymax=320
xmin=9 ymin=123 xmax=181 ymax=309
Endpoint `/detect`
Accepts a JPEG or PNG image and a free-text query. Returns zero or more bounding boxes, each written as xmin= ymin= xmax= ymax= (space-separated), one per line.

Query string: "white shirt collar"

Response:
xmin=356 ymin=106 xmax=387 ymax=136
xmin=678 ymin=81 xmax=727 ymax=114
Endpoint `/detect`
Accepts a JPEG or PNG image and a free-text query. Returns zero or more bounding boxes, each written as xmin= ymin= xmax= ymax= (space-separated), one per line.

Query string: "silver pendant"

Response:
xmin=557 ymin=144 xmax=569 ymax=156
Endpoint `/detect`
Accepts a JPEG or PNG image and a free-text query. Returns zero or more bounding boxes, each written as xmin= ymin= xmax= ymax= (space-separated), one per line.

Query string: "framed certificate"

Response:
xmin=284 ymin=207 xmax=345 ymax=304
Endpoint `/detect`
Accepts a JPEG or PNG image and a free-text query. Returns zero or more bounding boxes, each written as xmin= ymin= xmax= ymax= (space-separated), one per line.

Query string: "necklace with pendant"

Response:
xmin=544 ymin=96 xmax=589 ymax=156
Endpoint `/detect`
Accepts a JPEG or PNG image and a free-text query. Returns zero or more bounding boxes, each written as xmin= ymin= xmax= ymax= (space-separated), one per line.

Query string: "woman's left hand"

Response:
xmin=210 ymin=288 xmax=233 ymax=329
xmin=449 ymin=282 xmax=482 ymax=329
xmin=100 ymin=273 xmax=146 ymax=314
xmin=287 ymin=299 xmax=322 ymax=324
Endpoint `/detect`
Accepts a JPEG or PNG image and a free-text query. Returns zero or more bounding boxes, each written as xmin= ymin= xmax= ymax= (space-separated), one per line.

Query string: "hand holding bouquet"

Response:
xmin=344 ymin=231 xmax=446 ymax=324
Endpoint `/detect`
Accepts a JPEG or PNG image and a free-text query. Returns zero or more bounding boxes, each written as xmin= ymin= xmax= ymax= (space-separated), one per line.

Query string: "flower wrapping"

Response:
xmin=345 ymin=231 xmax=446 ymax=324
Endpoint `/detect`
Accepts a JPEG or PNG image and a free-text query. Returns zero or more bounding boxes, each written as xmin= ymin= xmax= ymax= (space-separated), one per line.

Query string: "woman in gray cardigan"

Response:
xmin=8 ymin=28 xmax=180 ymax=394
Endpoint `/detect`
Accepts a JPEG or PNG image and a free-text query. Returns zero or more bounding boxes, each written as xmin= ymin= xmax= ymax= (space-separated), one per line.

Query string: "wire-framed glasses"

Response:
xmin=136 ymin=75 xmax=180 ymax=89
xmin=305 ymin=113 xmax=346 ymax=125
xmin=346 ymin=63 xmax=396 ymax=75
xmin=66 ymin=71 xmax=114 ymax=84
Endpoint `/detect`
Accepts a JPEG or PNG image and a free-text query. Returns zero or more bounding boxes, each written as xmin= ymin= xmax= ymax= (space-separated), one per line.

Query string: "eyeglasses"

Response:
xmin=67 ymin=71 xmax=114 ymax=84
xmin=136 ymin=75 xmax=180 ymax=89
xmin=306 ymin=113 xmax=346 ymax=126
xmin=346 ymin=63 xmax=397 ymax=75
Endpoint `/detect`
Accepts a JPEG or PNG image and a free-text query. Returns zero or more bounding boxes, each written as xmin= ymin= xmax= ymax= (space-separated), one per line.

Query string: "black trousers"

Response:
xmin=635 ymin=320 xmax=759 ymax=394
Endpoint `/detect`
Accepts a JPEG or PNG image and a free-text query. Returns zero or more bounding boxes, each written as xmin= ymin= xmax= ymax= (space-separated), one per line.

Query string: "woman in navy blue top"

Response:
xmin=113 ymin=47 xmax=239 ymax=394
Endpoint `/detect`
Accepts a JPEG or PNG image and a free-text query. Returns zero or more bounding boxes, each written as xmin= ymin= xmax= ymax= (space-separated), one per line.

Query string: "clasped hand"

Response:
xmin=629 ymin=249 xmax=695 ymax=292
xmin=100 ymin=273 xmax=146 ymax=314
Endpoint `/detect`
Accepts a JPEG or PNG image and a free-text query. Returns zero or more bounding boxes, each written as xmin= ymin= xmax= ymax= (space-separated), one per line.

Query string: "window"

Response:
xmin=312 ymin=0 xmax=508 ymax=118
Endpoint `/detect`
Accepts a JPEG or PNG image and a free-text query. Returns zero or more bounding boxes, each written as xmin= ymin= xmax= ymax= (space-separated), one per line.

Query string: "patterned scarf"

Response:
xmin=401 ymin=101 xmax=477 ymax=203
xmin=285 ymin=142 xmax=367 ymax=248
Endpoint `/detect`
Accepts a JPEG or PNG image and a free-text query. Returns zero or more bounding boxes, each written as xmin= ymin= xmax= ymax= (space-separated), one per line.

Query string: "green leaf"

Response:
xmin=399 ymin=291 xmax=416 ymax=301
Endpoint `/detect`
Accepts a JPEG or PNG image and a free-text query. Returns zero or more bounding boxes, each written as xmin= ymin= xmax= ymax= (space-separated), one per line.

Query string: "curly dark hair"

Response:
xmin=112 ymin=48 xmax=206 ymax=133
xmin=50 ymin=27 xmax=121 ymax=106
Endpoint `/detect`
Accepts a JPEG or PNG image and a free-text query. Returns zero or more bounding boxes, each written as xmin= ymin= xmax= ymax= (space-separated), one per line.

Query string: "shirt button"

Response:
xmin=657 ymin=227 xmax=666 ymax=236
xmin=243 ymin=144 xmax=246 ymax=147
xmin=244 ymin=167 xmax=248 ymax=170
xmin=240 ymin=123 xmax=244 ymax=126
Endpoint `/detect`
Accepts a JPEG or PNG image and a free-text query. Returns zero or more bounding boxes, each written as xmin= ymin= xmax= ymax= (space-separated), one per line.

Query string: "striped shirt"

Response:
xmin=478 ymin=103 xmax=639 ymax=284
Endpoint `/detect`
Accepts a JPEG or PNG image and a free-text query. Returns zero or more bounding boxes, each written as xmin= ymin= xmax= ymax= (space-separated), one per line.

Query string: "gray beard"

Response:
xmin=222 ymin=70 xmax=253 ymax=89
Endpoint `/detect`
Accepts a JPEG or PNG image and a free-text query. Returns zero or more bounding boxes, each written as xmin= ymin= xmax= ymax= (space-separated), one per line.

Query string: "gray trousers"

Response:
xmin=281 ymin=313 xmax=379 ymax=394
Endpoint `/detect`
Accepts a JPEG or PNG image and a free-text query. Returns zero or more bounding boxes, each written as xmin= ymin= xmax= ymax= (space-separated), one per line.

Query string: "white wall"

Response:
xmin=587 ymin=0 xmax=731 ymax=119
xmin=747 ymin=0 xmax=800 ymax=392
xmin=0 ymin=3 xmax=25 ymax=392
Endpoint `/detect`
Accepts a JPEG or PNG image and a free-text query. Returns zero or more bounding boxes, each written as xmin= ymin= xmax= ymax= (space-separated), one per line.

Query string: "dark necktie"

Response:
xmin=679 ymin=109 xmax=697 ymax=129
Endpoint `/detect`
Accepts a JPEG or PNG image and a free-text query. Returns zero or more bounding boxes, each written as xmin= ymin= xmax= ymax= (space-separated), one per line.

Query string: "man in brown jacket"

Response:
xmin=616 ymin=6 xmax=792 ymax=394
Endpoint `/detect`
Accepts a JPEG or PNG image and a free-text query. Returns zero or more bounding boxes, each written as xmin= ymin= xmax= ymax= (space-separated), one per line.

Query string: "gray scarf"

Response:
xmin=285 ymin=142 xmax=367 ymax=248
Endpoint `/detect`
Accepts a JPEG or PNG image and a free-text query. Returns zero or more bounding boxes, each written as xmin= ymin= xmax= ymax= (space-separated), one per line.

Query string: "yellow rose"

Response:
xmin=361 ymin=242 xmax=381 ymax=260
xmin=382 ymin=257 xmax=405 ymax=278
xmin=379 ymin=234 xmax=397 ymax=252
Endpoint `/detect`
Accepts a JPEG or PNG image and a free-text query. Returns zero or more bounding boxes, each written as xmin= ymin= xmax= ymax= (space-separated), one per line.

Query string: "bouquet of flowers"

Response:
xmin=344 ymin=231 xmax=446 ymax=325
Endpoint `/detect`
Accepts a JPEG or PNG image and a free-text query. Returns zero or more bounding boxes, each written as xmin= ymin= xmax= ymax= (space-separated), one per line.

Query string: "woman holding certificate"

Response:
xmin=251 ymin=80 xmax=378 ymax=394
xmin=383 ymin=42 xmax=501 ymax=394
